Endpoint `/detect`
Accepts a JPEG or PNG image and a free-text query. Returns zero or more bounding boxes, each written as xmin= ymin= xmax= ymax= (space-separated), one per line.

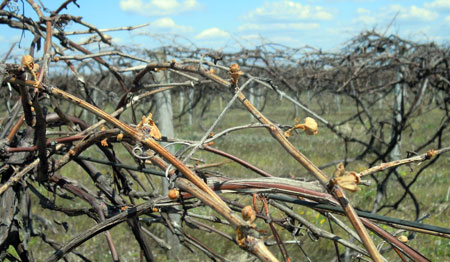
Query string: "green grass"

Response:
xmin=2 ymin=90 xmax=449 ymax=261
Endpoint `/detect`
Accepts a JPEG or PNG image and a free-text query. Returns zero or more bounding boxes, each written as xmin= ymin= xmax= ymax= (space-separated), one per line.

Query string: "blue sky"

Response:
xmin=0 ymin=0 xmax=449 ymax=54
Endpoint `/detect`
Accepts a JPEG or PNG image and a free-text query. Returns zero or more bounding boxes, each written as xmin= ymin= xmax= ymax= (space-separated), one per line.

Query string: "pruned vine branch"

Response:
xmin=0 ymin=1 xmax=448 ymax=262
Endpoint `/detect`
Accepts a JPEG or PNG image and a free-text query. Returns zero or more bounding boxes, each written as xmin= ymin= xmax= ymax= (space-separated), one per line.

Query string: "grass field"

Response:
xmin=4 ymin=89 xmax=449 ymax=261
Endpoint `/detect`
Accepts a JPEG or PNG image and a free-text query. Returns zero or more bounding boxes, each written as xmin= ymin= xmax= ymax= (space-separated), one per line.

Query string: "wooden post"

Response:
xmin=153 ymin=50 xmax=181 ymax=259
xmin=390 ymin=70 xmax=403 ymax=162
xmin=188 ymin=88 xmax=194 ymax=126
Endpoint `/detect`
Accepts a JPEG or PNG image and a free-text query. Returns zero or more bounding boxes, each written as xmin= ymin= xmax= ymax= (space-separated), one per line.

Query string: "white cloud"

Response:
xmin=445 ymin=15 xmax=450 ymax=22
xmin=388 ymin=5 xmax=438 ymax=21
xmin=357 ymin=8 xmax=371 ymax=15
xmin=120 ymin=0 xmax=199 ymax=16
xmin=195 ymin=28 xmax=230 ymax=39
xmin=238 ymin=1 xmax=328 ymax=35
xmin=352 ymin=8 xmax=377 ymax=25
xmin=243 ymin=1 xmax=333 ymax=22
xmin=424 ymin=0 xmax=450 ymax=9
xmin=353 ymin=8 xmax=376 ymax=24
xmin=408 ymin=5 xmax=437 ymax=20
xmin=354 ymin=15 xmax=376 ymax=24
xmin=151 ymin=17 xmax=193 ymax=32
xmin=238 ymin=23 xmax=319 ymax=31
xmin=353 ymin=4 xmax=439 ymax=27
